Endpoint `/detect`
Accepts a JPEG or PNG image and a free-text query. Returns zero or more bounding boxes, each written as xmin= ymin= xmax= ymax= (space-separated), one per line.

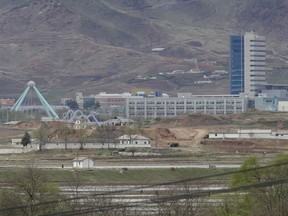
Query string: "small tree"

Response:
xmin=65 ymin=100 xmax=79 ymax=111
xmin=21 ymin=132 xmax=31 ymax=147
xmin=83 ymin=99 xmax=101 ymax=110
xmin=96 ymin=125 xmax=118 ymax=149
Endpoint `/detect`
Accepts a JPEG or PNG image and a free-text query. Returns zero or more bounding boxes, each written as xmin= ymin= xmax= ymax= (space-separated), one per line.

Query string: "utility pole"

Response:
xmin=6 ymin=109 xmax=9 ymax=122
xmin=156 ymin=134 xmax=158 ymax=148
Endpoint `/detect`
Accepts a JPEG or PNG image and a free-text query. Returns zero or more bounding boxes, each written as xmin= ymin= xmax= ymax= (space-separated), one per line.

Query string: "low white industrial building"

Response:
xmin=73 ymin=157 xmax=94 ymax=169
xmin=209 ymin=129 xmax=288 ymax=140
xmin=117 ymin=134 xmax=151 ymax=145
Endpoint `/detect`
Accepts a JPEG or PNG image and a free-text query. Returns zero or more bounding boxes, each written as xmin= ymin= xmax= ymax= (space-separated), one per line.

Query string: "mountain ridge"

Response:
xmin=0 ymin=0 xmax=287 ymax=101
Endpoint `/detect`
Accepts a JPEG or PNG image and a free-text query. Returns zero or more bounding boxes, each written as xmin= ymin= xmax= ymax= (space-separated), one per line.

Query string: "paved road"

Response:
xmin=0 ymin=163 xmax=241 ymax=169
xmin=92 ymin=164 xmax=240 ymax=169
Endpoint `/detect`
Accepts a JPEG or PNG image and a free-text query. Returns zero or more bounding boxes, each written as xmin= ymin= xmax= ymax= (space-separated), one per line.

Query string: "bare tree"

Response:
xmin=96 ymin=125 xmax=118 ymax=149
xmin=76 ymin=128 xmax=87 ymax=150
xmin=156 ymin=183 xmax=207 ymax=216
xmin=0 ymin=163 xmax=71 ymax=216
xmin=59 ymin=124 xmax=70 ymax=150
xmin=33 ymin=123 xmax=50 ymax=151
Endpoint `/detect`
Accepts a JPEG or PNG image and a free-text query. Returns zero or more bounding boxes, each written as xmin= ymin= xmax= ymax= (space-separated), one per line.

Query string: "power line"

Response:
xmin=1 ymin=160 xmax=288 ymax=214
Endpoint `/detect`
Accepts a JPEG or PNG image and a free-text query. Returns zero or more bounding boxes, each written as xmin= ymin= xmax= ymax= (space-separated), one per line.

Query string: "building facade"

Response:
xmin=0 ymin=98 xmax=15 ymax=107
xmin=117 ymin=135 xmax=151 ymax=145
xmin=209 ymin=129 xmax=288 ymax=140
xmin=126 ymin=96 xmax=247 ymax=118
xmin=76 ymin=92 xmax=143 ymax=115
xmin=230 ymin=32 xmax=266 ymax=95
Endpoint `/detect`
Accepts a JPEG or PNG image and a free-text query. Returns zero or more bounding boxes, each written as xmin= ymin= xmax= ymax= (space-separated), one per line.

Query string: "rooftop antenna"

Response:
xmin=11 ymin=80 xmax=59 ymax=119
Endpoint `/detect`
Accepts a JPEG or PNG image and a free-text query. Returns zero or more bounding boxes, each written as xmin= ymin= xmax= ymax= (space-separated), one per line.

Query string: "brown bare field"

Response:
xmin=2 ymin=111 xmax=288 ymax=156
xmin=0 ymin=127 xmax=28 ymax=138
xmin=142 ymin=111 xmax=288 ymax=154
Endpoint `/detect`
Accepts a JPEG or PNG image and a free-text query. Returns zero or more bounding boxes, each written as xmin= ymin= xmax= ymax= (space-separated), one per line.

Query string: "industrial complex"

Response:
xmin=1 ymin=32 xmax=288 ymax=120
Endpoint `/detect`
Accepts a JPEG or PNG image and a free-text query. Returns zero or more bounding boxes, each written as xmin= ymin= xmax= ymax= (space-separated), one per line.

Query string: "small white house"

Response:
xmin=117 ymin=134 xmax=150 ymax=145
xmin=73 ymin=157 xmax=94 ymax=169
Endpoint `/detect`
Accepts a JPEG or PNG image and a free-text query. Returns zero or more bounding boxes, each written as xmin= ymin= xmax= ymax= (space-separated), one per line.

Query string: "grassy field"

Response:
xmin=0 ymin=147 xmax=250 ymax=168
xmin=0 ymin=167 xmax=233 ymax=185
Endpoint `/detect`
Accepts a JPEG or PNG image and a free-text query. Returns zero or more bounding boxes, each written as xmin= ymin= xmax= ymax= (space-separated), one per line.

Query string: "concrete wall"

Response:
xmin=42 ymin=142 xmax=151 ymax=150
xmin=236 ymin=129 xmax=271 ymax=134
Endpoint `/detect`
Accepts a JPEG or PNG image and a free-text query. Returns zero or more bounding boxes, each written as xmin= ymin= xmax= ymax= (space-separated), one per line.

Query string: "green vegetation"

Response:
xmin=1 ymin=152 xmax=288 ymax=215
xmin=215 ymin=153 xmax=288 ymax=216
xmin=21 ymin=132 xmax=31 ymax=147
xmin=0 ymin=168 xmax=232 ymax=185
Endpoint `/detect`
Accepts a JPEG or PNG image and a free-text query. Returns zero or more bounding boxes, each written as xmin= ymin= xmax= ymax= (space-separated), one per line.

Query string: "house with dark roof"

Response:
xmin=117 ymin=134 xmax=151 ymax=146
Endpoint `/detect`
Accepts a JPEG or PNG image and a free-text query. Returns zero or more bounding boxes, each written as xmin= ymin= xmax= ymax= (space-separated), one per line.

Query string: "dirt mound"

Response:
xmin=154 ymin=114 xmax=230 ymax=128
xmin=144 ymin=126 xmax=208 ymax=151
xmin=144 ymin=128 xmax=176 ymax=141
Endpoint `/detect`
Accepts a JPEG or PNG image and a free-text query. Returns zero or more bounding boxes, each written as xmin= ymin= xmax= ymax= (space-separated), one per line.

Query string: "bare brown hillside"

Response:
xmin=0 ymin=0 xmax=288 ymax=101
xmin=237 ymin=0 xmax=288 ymax=40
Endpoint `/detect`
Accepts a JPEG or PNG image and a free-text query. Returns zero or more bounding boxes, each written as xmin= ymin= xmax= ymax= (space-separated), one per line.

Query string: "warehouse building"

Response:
xmin=126 ymin=95 xmax=248 ymax=118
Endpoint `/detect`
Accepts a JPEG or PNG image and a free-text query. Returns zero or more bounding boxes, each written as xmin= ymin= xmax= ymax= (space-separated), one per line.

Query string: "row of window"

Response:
xmin=250 ymin=44 xmax=266 ymax=47
xmin=250 ymin=69 xmax=266 ymax=72
xmin=250 ymin=60 xmax=265 ymax=62
xmin=250 ymin=50 xmax=265 ymax=52
xmin=250 ymin=75 xmax=265 ymax=77
xmin=129 ymin=101 xmax=244 ymax=106
xmin=129 ymin=111 xmax=244 ymax=116
xmin=250 ymin=40 xmax=265 ymax=42
xmin=120 ymin=141 xmax=148 ymax=144
xmin=250 ymin=65 xmax=265 ymax=67
xmin=250 ymin=80 xmax=266 ymax=82
xmin=129 ymin=103 xmax=245 ymax=110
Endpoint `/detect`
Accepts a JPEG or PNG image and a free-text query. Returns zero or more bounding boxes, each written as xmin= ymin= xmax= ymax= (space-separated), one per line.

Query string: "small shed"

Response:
xmin=11 ymin=138 xmax=22 ymax=145
xmin=73 ymin=157 xmax=93 ymax=169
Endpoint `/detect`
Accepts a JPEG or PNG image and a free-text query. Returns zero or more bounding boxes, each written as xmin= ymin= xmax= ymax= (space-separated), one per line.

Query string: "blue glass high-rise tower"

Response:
xmin=230 ymin=32 xmax=266 ymax=95
xmin=230 ymin=35 xmax=244 ymax=94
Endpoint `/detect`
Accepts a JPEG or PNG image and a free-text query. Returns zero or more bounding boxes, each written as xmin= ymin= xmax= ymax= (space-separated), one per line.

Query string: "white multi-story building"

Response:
xmin=244 ymin=31 xmax=266 ymax=94
xmin=126 ymin=95 xmax=248 ymax=118
xmin=230 ymin=31 xmax=266 ymax=95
